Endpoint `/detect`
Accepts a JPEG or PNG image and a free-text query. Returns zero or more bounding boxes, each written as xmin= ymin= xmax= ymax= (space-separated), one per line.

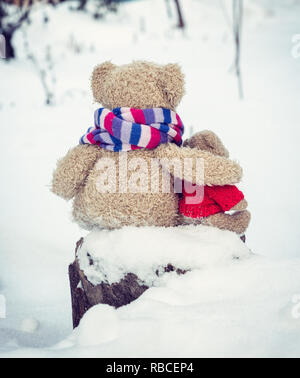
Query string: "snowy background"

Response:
xmin=0 ymin=0 xmax=300 ymax=358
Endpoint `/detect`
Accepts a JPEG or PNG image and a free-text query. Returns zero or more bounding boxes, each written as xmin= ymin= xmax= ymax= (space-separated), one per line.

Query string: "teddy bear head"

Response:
xmin=183 ymin=130 xmax=230 ymax=158
xmin=91 ymin=61 xmax=185 ymax=110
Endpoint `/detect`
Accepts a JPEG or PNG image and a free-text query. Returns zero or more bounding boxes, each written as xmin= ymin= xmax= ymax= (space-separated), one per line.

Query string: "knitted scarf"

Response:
xmin=80 ymin=107 xmax=184 ymax=152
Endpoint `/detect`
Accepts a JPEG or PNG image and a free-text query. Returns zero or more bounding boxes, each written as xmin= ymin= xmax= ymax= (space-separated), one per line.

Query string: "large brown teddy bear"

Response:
xmin=52 ymin=61 xmax=244 ymax=231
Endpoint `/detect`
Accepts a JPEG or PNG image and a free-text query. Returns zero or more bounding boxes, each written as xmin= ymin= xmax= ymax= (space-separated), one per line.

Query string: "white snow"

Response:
xmin=0 ymin=0 xmax=300 ymax=358
xmin=78 ymin=226 xmax=251 ymax=286
xmin=75 ymin=305 xmax=120 ymax=347
xmin=20 ymin=318 xmax=40 ymax=334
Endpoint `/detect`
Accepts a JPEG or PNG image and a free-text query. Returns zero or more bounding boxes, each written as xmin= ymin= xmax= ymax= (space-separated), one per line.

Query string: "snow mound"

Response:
xmin=20 ymin=318 xmax=40 ymax=334
xmin=77 ymin=305 xmax=119 ymax=346
xmin=77 ymin=225 xmax=251 ymax=286
xmin=55 ymin=254 xmax=300 ymax=358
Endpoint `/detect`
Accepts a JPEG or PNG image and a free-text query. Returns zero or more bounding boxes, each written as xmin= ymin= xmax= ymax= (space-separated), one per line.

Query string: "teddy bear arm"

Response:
xmin=52 ymin=144 xmax=103 ymax=200
xmin=155 ymin=143 xmax=242 ymax=186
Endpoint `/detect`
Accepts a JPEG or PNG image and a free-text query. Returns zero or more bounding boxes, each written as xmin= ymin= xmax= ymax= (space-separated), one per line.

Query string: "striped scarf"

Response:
xmin=79 ymin=107 xmax=184 ymax=152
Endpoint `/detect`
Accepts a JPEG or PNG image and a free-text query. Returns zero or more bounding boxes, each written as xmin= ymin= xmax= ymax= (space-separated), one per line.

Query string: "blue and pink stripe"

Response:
xmin=79 ymin=107 xmax=184 ymax=152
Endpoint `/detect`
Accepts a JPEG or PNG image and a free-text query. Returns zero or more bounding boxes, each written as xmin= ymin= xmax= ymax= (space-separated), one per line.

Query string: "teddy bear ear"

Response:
xmin=158 ymin=63 xmax=185 ymax=109
xmin=91 ymin=61 xmax=116 ymax=103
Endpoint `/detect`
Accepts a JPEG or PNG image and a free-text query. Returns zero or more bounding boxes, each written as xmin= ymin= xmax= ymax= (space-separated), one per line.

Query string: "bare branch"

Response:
xmin=174 ymin=0 xmax=185 ymax=29
xmin=232 ymin=0 xmax=244 ymax=99
xmin=0 ymin=2 xmax=32 ymax=59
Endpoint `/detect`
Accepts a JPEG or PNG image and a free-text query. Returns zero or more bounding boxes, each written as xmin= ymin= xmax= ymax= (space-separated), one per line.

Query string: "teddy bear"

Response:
xmin=52 ymin=61 xmax=244 ymax=231
xmin=180 ymin=131 xmax=251 ymax=235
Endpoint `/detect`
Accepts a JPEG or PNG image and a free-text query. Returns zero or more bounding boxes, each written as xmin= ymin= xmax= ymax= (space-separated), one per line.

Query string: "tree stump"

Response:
xmin=69 ymin=238 xmax=188 ymax=328
xmin=69 ymin=233 xmax=246 ymax=328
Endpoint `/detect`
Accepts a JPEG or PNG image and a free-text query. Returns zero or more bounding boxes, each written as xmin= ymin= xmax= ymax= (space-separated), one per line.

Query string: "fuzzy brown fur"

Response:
xmin=52 ymin=61 xmax=246 ymax=231
xmin=183 ymin=132 xmax=251 ymax=234
xmin=201 ymin=211 xmax=251 ymax=235
xmin=183 ymin=130 xmax=229 ymax=158
xmin=92 ymin=61 xmax=185 ymax=110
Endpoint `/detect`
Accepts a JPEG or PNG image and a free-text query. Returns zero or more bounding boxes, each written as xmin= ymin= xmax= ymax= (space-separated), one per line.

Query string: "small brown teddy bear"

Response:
xmin=181 ymin=131 xmax=251 ymax=235
xmin=52 ymin=61 xmax=243 ymax=231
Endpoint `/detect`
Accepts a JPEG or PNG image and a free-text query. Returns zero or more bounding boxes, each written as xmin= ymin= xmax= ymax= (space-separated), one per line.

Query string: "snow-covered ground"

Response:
xmin=0 ymin=0 xmax=300 ymax=358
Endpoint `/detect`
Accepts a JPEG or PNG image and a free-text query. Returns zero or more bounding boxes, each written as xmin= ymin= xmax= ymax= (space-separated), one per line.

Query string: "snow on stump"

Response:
xmin=69 ymin=226 xmax=251 ymax=328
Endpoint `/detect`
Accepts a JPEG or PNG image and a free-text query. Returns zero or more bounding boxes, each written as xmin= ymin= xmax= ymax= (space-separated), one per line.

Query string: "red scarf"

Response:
xmin=179 ymin=185 xmax=244 ymax=218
